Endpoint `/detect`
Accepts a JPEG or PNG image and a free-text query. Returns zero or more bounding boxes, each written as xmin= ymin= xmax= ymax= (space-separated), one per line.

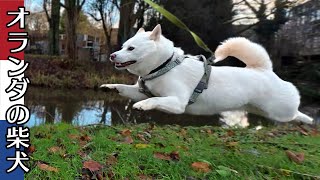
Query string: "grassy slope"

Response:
xmin=26 ymin=123 xmax=320 ymax=180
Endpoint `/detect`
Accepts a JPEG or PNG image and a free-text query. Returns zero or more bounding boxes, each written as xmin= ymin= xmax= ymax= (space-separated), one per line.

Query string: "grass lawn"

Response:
xmin=26 ymin=123 xmax=320 ymax=180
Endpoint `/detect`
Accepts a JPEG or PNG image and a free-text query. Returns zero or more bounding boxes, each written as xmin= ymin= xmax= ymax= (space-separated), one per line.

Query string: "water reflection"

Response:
xmin=26 ymin=87 xmax=319 ymax=127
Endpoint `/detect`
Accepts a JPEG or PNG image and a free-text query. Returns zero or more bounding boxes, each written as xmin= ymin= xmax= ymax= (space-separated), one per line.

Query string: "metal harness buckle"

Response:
xmin=194 ymin=81 xmax=206 ymax=93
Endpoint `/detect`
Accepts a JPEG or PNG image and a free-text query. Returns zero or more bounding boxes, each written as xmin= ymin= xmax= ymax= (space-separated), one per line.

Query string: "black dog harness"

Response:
xmin=138 ymin=54 xmax=212 ymax=105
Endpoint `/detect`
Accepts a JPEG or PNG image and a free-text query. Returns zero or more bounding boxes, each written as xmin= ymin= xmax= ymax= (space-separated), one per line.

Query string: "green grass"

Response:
xmin=26 ymin=123 xmax=320 ymax=179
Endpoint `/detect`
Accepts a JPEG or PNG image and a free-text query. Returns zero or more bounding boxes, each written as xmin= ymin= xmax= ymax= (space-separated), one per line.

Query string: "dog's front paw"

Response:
xmin=133 ymin=100 xmax=155 ymax=111
xmin=100 ymin=84 xmax=119 ymax=93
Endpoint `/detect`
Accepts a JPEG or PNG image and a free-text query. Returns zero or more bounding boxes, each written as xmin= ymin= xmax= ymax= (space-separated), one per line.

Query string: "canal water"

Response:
xmin=25 ymin=87 xmax=319 ymax=127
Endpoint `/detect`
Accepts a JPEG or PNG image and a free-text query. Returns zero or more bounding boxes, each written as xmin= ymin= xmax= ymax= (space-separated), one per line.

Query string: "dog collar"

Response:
xmin=148 ymin=53 xmax=174 ymax=75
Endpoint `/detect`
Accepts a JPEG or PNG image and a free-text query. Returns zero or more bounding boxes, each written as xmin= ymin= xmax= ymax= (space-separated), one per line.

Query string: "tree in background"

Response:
xmin=88 ymin=0 xmax=117 ymax=56
xmin=60 ymin=9 xmax=95 ymax=35
xmin=231 ymin=0 xmax=300 ymax=46
xmin=116 ymin=0 xmax=146 ymax=46
xmin=26 ymin=11 xmax=49 ymax=33
xmin=154 ymin=0 xmax=234 ymax=55
xmin=43 ymin=0 xmax=60 ymax=55
xmin=60 ymin=0 xmax=86 ymax=61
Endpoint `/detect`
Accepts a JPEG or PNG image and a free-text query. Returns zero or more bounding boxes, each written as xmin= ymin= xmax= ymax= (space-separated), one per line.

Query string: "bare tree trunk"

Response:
xmin=44 ymin=0 xmax=60 ymax=55
xmin=51 ymin=0 xmax=60 ymax=55
xmin=118 ymin=0 xmax=135 ymax=45
xmin=61 ymin=0 xmax=86 ymax=61
xmin=65 ymin=0 xmax=77 ymax=60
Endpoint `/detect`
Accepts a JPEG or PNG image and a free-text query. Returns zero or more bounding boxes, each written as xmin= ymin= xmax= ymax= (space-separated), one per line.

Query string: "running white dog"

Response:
xmin=101 ymin=24 xmax=313 ymax=124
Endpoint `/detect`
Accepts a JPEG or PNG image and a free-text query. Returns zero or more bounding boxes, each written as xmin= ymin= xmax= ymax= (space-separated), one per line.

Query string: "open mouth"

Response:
xmin=114 ymin=60 xmax=137 ymax=68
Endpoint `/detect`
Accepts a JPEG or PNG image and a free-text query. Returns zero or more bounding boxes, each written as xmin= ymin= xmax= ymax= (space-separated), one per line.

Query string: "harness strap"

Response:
xmin=188 ymin=55 xmax=212 ymax=105
xmin=138 ymin=55 xmax=213 ymax=105
xmin=138 ymin=78 xmax=154 ymax=97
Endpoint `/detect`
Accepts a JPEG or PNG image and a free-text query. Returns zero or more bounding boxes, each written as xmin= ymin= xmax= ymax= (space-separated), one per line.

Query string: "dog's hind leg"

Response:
xmin=294 ymin=111 xmax=314 ymax=124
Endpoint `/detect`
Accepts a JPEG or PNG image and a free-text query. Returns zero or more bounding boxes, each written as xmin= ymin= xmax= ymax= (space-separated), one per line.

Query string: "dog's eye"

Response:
xmin=127 ymin=46 xmax=135 ymax=51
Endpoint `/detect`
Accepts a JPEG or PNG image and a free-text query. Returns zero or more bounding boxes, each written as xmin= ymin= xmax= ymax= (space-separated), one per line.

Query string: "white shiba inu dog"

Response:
xmin=101 ymin=24 xmax=313 ymax=124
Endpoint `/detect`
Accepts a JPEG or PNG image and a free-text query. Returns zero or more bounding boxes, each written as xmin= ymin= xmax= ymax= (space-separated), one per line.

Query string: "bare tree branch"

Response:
xmin=243 ymin=0 xmax=258 ymax=14
xmin=224 ymin=16 xmax=257 ymax=24
xmin=60 ymin=2 xmax=67 ymax=9
xmin=88 ymin=12 xmax=102 ymax=21
xmin=43 ymin=0 xmax=51 ymax=22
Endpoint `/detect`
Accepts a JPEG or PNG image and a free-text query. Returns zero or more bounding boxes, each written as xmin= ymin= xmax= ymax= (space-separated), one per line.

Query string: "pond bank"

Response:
xmin=26 ymin=54 xmax=136 ymax=89
xmin=26 ymin=123 xmax=320 ymax=179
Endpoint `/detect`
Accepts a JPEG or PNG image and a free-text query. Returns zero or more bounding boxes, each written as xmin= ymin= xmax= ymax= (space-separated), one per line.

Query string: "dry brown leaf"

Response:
xmin=153 ymin=151 xmax=180 ymax=161
xmin=206 ymin=129 xmax=212 ymax=134
xmin=310 ymin=128 xmax=319 ymax=136
xmin=170 ymin=151 xmax=180 ymax=161
xmin=191 ymin=162 xmax=211 ymax=173
xmin=48 ymin=146 xmax=64 ymax=154
xmin=68 ymin=134 xmax=79 ymax=140
xmin=83 ymin=160 xmax=103 ymax=172
xmin=227 ymin=130 xmax=235 ymax=136
xmin=80 ymin=134 xmax=92 ymax=141
xmin=180 ymin=129 xmax=187 ymax=136
xmin=138 ymin=174 xmax=153 ymax=180
xmin=78 ymin=150 xmax=87 ymax=158
xmin=154 ymin=152 xmax=171 ymax=161
xmin=286 ymin=150 xmax=304 ymax=164
xmin=297 ymin=126 xmax=309 ymax=136
xmin=27 ymin=145 xmax=36 ymax=154
xmin=123 ymin=136 xmax=134 ymax=144
xmin=106 ymin=155 xmax=117 ymax=166
xmin=120 ymin=129 xmax=132 ymax=136
xmin=226 ymin=141 xmax=239 ymax=147
xmin=137 ymin=133 xmax=147 ymax=142
xmin=37 ymin=162 xmax=59 ymax=172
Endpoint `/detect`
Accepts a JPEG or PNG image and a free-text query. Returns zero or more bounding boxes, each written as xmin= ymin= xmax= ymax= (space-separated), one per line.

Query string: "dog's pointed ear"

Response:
xmin=150 ymin=24 xmax=161 ymax=41
xmin=136 ymin=28 xmax=145 ymax=34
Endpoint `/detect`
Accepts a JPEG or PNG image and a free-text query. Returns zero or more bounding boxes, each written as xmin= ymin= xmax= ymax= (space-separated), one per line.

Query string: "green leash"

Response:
xmin=143 ymin=0 xmax=215 ymax=58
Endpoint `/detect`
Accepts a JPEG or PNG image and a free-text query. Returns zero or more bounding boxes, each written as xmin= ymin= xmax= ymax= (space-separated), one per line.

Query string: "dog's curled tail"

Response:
xmin=214 ymin=37 xmax=273 ymax=70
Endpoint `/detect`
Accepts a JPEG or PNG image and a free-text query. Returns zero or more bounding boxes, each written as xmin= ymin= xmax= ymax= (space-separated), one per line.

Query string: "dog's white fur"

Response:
xmin=101 ymin=24 xmax=313 ymax=124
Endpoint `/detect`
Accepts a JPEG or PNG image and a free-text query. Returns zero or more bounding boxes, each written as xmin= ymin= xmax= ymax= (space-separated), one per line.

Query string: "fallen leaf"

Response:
xmin=80 ymin=134 xmax=92 ymax=142
xmin=135 ymin=144 xmax=150 ymax=149
xmin=226 ymin=141 xmax=239 ymax=147
xmin=83 ymin=160 xmax=103 ymax=172
xmin=48 ymin=146 xmax=64 ymax=154
xmin=68 ymin=134 xmax=79 ymax=140
xmin=206 ymin=129 xmax=212 ymax=134
xmin=191 ymin=162 xmax=211 ymax=173
xmin=154 ymin=152 xmax=171 ymax=161
xmin=310 ymin=128 xmax=319 ymax=136
xmin=227 ymin=130 xmax=235 ymax=137
xmin=285 ymin=150 xmax=304 ymax=164
xmin=78 ymin=150 xmax=87 ymax=158
xmin=27 ymin=145 xmax=36 ymax=154
xmin=138 ymin=174 xmax=153 ymax=180
xmin=123 ymin=136 xmax=134 ymax=144
xmin=137 ymin=134 xmax=147 ymax=142
xmin=106 ymin=155 xmax=117 ymax=166
xmin=37 ymin=162 xmax=58 ymax=172
xmin=297 ymin=126 xmax=309 ymax=136
xmin=180 ymin=129 xmax=187 ymax=136
xmin=153 ymin=151 xmax=180 ymax=161
xmin=170 ymin=151 xmax=180 ymax=161
xmin=120 ymin=129 xmax=132 ymax=136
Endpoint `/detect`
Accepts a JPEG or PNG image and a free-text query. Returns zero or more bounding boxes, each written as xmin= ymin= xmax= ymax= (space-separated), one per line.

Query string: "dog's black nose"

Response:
xmin=110 ymin=53 xmax=116 ymax=61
